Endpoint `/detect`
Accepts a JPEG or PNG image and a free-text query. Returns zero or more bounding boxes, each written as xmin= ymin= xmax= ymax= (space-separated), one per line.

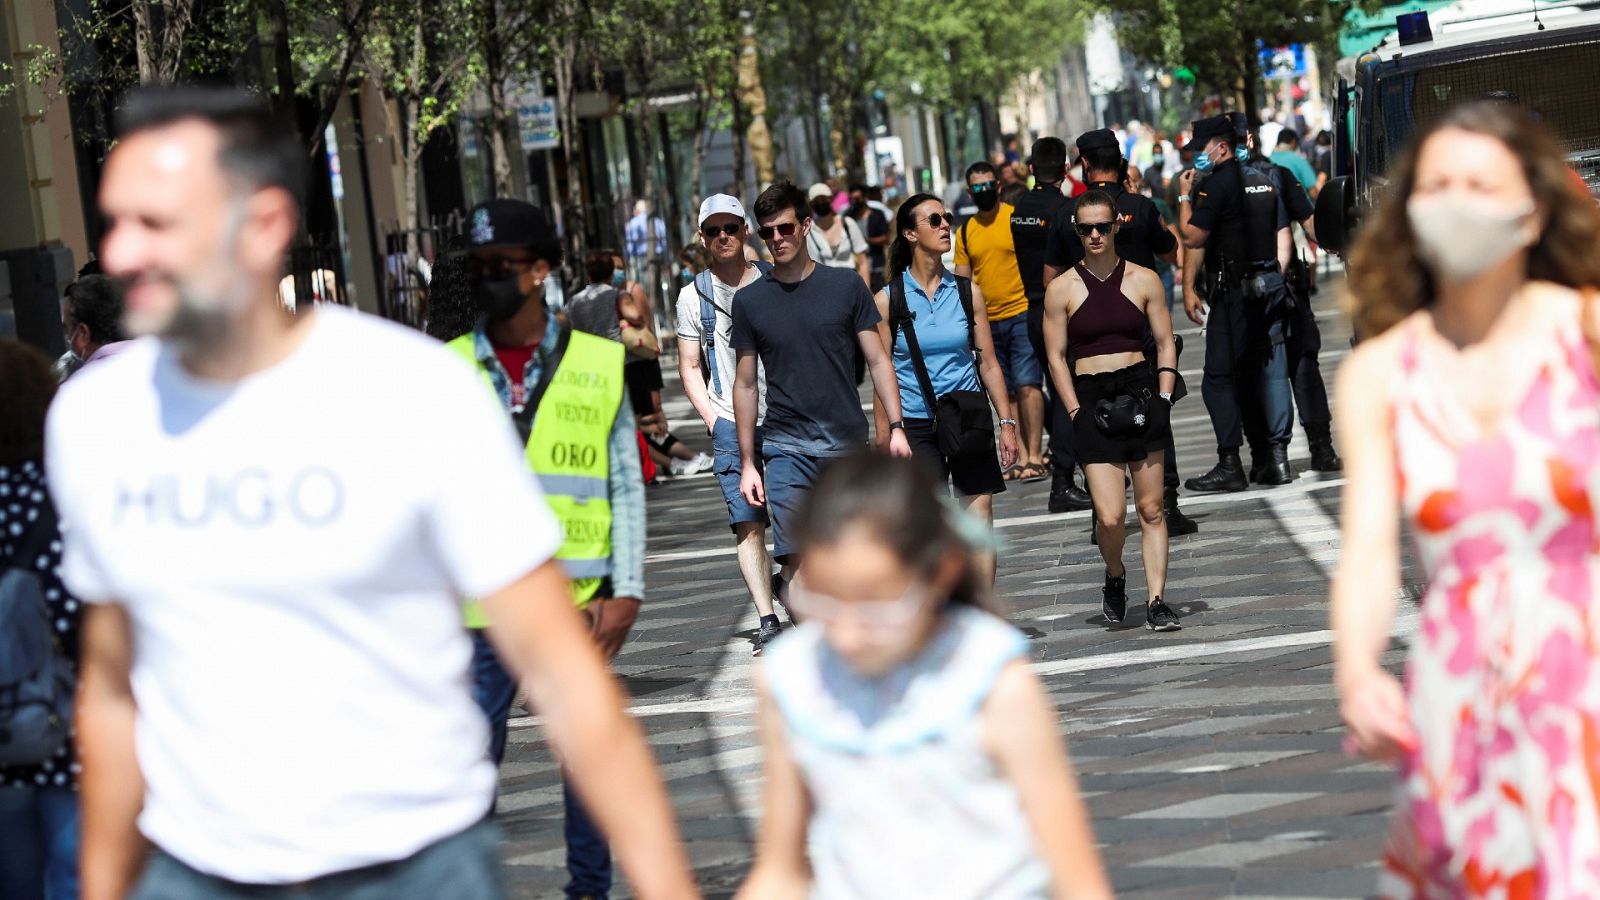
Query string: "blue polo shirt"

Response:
xmin=890 ymin=269 xmax=981 ymax=420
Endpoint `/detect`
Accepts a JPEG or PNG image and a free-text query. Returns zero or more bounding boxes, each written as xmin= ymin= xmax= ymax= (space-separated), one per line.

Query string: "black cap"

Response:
xmin=1226 ymin=112 xmax=1249 ymax=139
xmin=1182 ymin=115 xmax=1234 ymax=152
xmin=464 ymin=199 xmax=555 ymax=251
xmin=1074 ymin=128 xmax=1119 ymax=154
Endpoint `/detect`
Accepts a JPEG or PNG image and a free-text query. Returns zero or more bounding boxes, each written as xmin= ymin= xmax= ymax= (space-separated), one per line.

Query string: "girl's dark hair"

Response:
xmin=792 ymin=452 xmax=983 ymax=610
xmin=889 ymin=192 xmax=945 ymax=278
xmin=423 ymin=236 xmax=479 ymax=342
xmin=0 ymin=340 xmax=57 ymax=467
xmin=584 ymin=250 xmax=616 ymax=284
xmin=1074 ymin=189 xmax=1116 ymax=219
xmin=1346 ymin=100 xmax=1600 ymax=337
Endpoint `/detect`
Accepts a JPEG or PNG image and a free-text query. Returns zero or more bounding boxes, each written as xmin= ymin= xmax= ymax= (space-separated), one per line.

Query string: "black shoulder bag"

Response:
xmin=890 ymin=274 xmax=995 ymax=463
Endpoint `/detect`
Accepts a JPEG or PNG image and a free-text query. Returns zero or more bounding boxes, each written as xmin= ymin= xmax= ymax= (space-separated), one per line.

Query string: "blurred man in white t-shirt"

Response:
xmin=48 ymin=85 xmax=698 ymax=900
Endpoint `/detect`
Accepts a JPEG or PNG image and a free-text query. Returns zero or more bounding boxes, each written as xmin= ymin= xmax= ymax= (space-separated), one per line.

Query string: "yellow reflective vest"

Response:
xmin=448 ymin=326 xmax=625 ymax=621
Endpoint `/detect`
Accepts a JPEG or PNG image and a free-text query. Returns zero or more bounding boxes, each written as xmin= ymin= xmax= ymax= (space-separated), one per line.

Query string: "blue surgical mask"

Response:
xmin=612 ymin=270 xmax=626 ymax=287
xmin=1193 ymin=153 xmax=1214 ymax=173
xmin=1235 ymin=145 xmax=1250 ymax=163
xmin=680 ymin=268 xmax=694 ymax=282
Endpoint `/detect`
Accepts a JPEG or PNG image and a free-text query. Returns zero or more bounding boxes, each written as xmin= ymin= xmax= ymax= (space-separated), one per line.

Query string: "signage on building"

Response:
xmin=515 ymin=93 xmax=561 ymax=151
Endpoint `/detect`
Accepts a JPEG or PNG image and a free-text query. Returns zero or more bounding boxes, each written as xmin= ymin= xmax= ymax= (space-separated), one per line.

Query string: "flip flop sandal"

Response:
xmin=1020 ymin=462 xmax=1051 ymax=482
xmin=1002 ymin=463 xmax=1026 ymax=482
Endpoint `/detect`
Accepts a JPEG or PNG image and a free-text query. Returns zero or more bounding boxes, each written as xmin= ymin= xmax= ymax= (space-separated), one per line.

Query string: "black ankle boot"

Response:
xmin=1185 ymin=451 xmax=1248 ymax=493
xmin=1164 ymin=487 xmax=1198 ymax=536
xmin=1257 ymin=443 xmax=1295 ymax=486
xmin=1308 ymin=424 xmax=1342 ymax=472
xmin=1048 ymin=465 xmax=1093 ymax=513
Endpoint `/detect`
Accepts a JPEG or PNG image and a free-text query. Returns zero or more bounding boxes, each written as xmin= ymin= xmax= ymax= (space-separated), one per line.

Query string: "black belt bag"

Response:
xmin=1093 ymin=388 xmax=1152 ymax=439
xmin=890 ymin=275 xmax=994 ymax=464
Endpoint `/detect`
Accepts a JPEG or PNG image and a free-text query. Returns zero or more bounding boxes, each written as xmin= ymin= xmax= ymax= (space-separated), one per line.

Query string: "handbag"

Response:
xmin=1093 ymin=389 xmax=1152 ymax=438
xmin=890 ymin=274 xmax=994 ymax=463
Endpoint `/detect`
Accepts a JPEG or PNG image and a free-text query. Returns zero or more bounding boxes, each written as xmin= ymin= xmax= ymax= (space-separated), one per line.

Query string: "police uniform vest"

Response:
xmin=448 ymin=326 xmax=626 ymax=619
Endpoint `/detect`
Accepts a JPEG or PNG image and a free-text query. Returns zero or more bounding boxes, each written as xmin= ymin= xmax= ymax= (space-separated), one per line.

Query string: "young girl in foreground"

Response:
xmin=738 ymin=453 xmax=1112 ymax=899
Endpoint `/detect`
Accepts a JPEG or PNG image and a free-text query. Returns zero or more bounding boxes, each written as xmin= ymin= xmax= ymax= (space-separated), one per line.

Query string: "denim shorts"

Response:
xmin=762 ymin=446 xmax=829 ymax=563
xmin=712 ymin=417 xmax=769 ymax=530
xmin=131 ymin=818 xmax=504 ymax=900
xmin=989 ymin=313 xmax=1042 ymax=391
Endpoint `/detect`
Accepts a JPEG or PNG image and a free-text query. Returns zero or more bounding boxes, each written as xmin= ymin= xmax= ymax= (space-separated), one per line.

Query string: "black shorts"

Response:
xmin=624 ymin=359 xmax=664 ymax=415
xmin=1072 ymin=362 xmax=1171 ymax=465
xmin=904 ymin=418 xmax=1006 ymax=498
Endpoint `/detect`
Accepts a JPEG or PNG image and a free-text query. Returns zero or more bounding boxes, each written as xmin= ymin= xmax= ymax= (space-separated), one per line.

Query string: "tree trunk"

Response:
xmin=133 ymin=0 xmax=157 ymax=82
xmin=731 ymin=96 xmax=747 ymax=199
xmin=479 ymin=0 xmax=515 ymax=196
xmin=551 ymin=12 xmax=585 ymax=259
xmin=264 ymin=0 xmax=299 ymax=136
xmin=689 ymin=92 xmax=709 ymax=208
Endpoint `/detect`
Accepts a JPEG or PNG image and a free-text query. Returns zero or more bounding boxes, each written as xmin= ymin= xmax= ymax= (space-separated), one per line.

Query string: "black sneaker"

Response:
xmin=753 ymin=617 xmax=782 ymax=654
xmin=1146 ymin=597 xmax=1182 ymax=632
xmin=1102 ymin=572 xmax=1128 ymax=624
xmin=772 ymin=574 xmax=799 ymax=625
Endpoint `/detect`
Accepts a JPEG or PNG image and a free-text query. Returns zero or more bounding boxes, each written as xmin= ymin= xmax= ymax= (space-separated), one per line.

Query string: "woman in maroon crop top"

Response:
xmin=1042 ymin=190 xmax=1183 ymax=632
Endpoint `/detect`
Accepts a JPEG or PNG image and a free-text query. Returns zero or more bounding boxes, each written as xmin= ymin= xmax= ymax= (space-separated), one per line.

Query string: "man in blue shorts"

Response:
xmin=675 ymin=194 xmax=784 ymax=652
xmin=731 ymin=181 xmax=912 ymax=586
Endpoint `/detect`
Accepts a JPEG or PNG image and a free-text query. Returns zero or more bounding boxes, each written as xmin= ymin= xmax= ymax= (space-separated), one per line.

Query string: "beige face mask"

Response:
xmin=1407 ymin=193 xmax=1537 ymax=282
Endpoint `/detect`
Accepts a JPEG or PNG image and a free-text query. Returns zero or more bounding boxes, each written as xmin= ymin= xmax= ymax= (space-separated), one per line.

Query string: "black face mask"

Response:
xmin=970 ymin=188 xmax=999 ymax=212
xmin=810 ymin=200 xmax=834 ymax=218
xmin=471 ymin=274 xmax=529 ymax=322
xmin=849 ymin=199 xmax=866 ymax=215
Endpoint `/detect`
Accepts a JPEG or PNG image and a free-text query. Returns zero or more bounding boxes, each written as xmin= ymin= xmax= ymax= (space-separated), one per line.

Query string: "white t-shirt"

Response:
xmin=675 ymin=266 xmax=767 ymax=424
xmin=808 ymin=216 xmax=867 ymax=270
xmin=45 ymin=306 xmax=561 ymax=883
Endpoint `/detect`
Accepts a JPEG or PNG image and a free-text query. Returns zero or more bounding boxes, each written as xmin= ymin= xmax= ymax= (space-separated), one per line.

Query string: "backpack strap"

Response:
xmin=953 ymin=274 xmax=977 ymax=353
xmin=694 ymin=270 xmax=722 ymax=393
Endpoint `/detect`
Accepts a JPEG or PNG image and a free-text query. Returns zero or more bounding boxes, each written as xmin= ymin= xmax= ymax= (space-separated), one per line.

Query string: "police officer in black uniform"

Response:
xmin=1013 ymin=136 xmax=1093 ymax=513
xmin=1040 ymin=128 xmax=1199 ymax=536
xmin=1175 ymin=114 xmax=1297 ymax=492
xmin=1228 ymin=113 xmax=1341 ymax=473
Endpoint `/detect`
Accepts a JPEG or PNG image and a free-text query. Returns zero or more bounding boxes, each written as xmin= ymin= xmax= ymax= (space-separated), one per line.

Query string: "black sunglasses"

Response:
xmin=921 ymin=213 xmax=955 ymax=229
xmin=757 ymin=222 xmax=799 ymax=240
xmin=968 ymin=182 xmax=996 ymax=194
xmin=1073 ymin=221 xmax=1115 ymax=236
xmin=701 ymin=222 xmax=742 ymax=238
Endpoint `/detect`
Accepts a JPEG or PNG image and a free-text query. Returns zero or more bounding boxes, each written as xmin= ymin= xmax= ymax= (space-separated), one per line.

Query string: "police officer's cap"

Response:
xmin=1182 ymin=115 xmax=1235 ymax=152
xmin=1074 ymin=128 xmax=1120 ymax=155
xmin=463 ymin=199 xmax=556 ymax=252
xmin=1226 ymin=112 xmax=1250 ymax=139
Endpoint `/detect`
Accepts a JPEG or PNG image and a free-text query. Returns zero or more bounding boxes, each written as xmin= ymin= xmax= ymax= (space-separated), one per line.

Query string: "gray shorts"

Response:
xmin=130 ymin=818 xmax=504 ymax=900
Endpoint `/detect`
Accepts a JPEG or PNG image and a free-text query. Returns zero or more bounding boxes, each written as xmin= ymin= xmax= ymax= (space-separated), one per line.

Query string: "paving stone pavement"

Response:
xmin=496 ymin=268 xmax=1422 ymax=898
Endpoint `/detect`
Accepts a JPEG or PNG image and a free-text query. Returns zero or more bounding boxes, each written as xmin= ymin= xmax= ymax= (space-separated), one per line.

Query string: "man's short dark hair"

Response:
xmin=1277 ymin=129 xmax=1300 ymax=147
xmin=867 ymin=185 xmax=884 ymax=201
xmin=64 ymin=275 xmax=126 ymax=346
xmin=847 ymin=182 xmax=868 ymax=195
xmin=753 ymin=180 xmax=810 ymax=223
xmin=965 ymin=161 xmax=997 ymax=182
xmin=1031 ymin=137 xmax=1068 ymax=181
xmin=115 ymin=86 xmax=306 ymax=213
xmin=584 ymin=250 xmax=616 ymax=284
xmin=1079 ymin=144 xmax=1122 ymax=176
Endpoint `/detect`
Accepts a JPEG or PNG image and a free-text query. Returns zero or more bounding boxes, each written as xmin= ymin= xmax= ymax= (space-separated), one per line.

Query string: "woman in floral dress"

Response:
xmin=1333 ymin=101 xmax=1600 ymax=897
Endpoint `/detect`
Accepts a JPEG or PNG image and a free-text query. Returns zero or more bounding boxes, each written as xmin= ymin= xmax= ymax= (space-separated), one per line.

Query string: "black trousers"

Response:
xmin=1287 ymin=289 xmax=1332 ymax=430
xmin=1027 ymin=303 xmax=1078 ymax=471
xmin=1201 ymin=277 xmax=1294 ymax=454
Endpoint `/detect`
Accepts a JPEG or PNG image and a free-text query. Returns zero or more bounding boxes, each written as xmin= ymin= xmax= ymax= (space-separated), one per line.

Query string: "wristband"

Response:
xmin=888 ymin=420 xmax=906 ymax=432
xmin=1178 ymin=194 xmax=1192 ymax=204
xmin=998 ymin=418 xmax=1018 ymax=427
xmin=1067 ymin=407 xmax=1080 ymax=418
xmin=1160 ymin=392 xmax=1173 ymax=403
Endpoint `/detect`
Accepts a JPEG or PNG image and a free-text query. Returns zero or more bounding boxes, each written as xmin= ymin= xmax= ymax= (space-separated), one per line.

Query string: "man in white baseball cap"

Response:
xmin=673 ymin=196 xmax=784 ymax=652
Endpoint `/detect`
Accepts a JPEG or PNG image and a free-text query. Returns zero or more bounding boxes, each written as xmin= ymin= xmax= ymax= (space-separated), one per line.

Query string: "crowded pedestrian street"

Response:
xmin=493 ymin=267 xmax=1401 ymax=898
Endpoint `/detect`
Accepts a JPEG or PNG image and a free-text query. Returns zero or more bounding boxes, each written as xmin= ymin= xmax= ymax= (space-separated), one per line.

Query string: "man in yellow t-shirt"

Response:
xmin=954 ymin=160 xmax=1046 ymax=480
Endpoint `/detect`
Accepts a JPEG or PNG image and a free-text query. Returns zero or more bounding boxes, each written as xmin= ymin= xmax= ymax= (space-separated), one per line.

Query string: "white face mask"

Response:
xmin=1407 ymin=193 xmax=1537 ymax=283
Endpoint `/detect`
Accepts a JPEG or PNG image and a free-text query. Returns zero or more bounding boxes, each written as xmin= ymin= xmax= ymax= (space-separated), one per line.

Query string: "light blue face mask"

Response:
xmin=1193 ymin=152 xmax=1214 ymax=173
xmin=612 ymin=270 xmax=626 ymax=287
xmin=1235 ymin=145 xmax=1250 ymax=163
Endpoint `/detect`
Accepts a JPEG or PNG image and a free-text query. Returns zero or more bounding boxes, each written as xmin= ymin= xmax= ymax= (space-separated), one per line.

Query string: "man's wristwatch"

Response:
xmin=888 ymin=420 xmax=906 ymax=432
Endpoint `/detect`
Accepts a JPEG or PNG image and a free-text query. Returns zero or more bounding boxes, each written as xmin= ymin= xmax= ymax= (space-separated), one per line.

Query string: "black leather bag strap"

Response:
xmin=891 ymin=276 xmax=940 ymax=421
xmin=511 ymin=325 xmax=574 ymax=441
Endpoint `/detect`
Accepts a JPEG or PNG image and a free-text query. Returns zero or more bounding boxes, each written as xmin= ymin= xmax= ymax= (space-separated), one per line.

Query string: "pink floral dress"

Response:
xmin=1382 ymin=310 xmax=1600 ymax=898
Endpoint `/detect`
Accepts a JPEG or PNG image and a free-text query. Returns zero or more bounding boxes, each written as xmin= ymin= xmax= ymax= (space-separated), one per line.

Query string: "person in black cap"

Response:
xmin=1039 ymin=128 xmax=1199 ymax=536
xmin=1227 ymin=112 xmax=1341 ymax=474
xmin=1175 ymin=114 xmax=1297 ymax=491
xmin=447 ymin=198 xmax=654 ymax=900
xmin=1012 ymin=136 xmax=1094 ymax=513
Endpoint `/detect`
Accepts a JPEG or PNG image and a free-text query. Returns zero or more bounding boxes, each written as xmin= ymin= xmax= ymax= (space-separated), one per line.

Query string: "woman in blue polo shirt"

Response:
xmin=872 ymin=193 xmax=1019 ymax=585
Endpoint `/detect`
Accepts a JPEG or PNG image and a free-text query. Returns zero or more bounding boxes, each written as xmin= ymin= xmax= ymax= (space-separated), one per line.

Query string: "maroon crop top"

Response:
xmin=1066 ymin=259 xmax=1145 ymax=361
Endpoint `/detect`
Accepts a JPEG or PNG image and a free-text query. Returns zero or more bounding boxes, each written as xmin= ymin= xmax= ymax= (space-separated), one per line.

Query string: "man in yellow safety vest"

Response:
xmin=448 ymin=199 xmax=646 ymax=900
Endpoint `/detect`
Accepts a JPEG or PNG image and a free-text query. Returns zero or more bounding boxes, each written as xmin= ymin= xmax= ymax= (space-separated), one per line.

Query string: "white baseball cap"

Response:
xmin=698 ymin=193 xmax=747 ymax=227
xmin=806 ymin=182 xmax=832 ymax=201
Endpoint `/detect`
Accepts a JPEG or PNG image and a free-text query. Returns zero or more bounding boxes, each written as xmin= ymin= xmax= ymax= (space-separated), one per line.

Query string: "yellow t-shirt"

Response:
xmin=953 ymin=203 xmax=1028 ymax=322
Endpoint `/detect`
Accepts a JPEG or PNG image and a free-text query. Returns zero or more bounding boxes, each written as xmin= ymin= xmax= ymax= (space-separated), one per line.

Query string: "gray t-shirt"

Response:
xmin=566 ymin=283 xmax=622 ymax=341
xmin=808 ymin=217 xmax=867 ymax=270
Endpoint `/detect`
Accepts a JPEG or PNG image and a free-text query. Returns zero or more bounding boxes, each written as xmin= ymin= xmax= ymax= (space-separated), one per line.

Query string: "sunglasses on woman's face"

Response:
xmin=1074 ymin=221 xmax=1115 ymax=236
xmin=701 ymin=222 xmax=742 ymax=239
xmin=757 ymin=222 xmax=799 ymax=241
xmin=921 ymin=213 xmax=954 ymax=229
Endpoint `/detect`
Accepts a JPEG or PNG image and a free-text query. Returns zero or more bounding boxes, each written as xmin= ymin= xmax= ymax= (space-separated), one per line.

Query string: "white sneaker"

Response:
xmin=690 ymin=452 xmax=714 ymax=474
